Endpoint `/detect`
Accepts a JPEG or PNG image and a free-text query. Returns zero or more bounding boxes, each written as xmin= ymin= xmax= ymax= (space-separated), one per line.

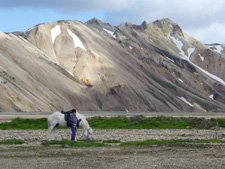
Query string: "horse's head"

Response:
xmin=88 ymin=127 xmax=93 ymax=134
xmin=86 ymin=127 xmax=94 ymax=140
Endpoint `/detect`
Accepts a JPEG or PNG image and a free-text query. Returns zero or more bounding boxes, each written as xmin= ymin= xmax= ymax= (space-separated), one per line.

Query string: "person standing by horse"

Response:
xmin=69 ymin=109 xmax=78 ymax=141
xmin=48 ymin=110 xmax=92 ymax=141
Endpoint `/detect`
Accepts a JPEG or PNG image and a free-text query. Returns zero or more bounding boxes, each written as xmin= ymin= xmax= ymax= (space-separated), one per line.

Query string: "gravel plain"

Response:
xmin=1 ymin=112 xmax=225 ymax=168
xmin=0 ymin=128 xmax=225 ymax=169
xmin=1 ymin=129 xmax=225 ymax=143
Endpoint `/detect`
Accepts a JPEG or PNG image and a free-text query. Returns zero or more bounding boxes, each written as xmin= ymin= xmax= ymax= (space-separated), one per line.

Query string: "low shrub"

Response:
xmin=0 ymin=139 xmax=24 ymax=145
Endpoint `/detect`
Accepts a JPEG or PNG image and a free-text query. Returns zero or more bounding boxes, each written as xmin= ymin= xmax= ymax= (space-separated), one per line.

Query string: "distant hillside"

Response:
xmin=0 ymin=18 xmax=225 ymax=112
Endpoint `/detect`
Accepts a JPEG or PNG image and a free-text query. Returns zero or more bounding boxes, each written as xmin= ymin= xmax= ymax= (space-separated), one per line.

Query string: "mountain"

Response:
xmin=0 ymin=18 xmax=225 ymax=112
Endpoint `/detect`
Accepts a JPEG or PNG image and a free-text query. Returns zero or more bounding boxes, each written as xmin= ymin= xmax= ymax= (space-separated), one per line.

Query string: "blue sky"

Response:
xmin=0 ymin=8 xmax=105 ymax=32
xmin=0 ymin=0 xmax=225 ymax=44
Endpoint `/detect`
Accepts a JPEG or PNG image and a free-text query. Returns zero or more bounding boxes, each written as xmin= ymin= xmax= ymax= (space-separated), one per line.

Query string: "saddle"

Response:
xmin=61 ymin=109 xmax=71 ymax=127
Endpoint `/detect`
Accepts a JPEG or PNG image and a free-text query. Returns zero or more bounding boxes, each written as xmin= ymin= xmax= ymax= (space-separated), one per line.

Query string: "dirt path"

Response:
xmin=0 ymin=129 xmax=225 ymax=169
xmin=1 ymin=143 xmax=225 ymax=169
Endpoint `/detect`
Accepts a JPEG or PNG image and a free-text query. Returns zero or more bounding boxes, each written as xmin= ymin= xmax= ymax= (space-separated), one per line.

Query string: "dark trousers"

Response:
xmin=71 ymin=126 xmax=77 ymax=141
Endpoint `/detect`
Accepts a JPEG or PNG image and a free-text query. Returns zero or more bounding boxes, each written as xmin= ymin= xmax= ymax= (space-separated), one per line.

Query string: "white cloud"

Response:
xmin=102 ymin=0 xmax=225 ymax=43
xmin=1 ymin=0 xmax=225 ymax=43
xmin=186 ymin=23 xmax=225 ymax=44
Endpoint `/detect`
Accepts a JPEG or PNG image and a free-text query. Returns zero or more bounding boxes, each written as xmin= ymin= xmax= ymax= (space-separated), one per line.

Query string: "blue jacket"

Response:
xmin=69 ymin=114 xmax=78 ymax=127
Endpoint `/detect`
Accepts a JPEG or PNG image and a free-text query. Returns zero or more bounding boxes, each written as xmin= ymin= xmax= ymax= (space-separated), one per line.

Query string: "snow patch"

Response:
xmin=192 ymin=61 xmax=225 ymax=86
xmin=103 ymin=28 xmax=116 ymax=38
xmin=177 ymin=96 xmax=193 ymax=107
xmin=199 ymin=53 xmax=204 ymax=61
xmin=208 ymin=45 xmax=224 ymax=54
xmin=183 ymin=47 xmax=225 ymax=86
xmin=209 ymin=45 xmax=223 ymax=53
xmin=214 ymin=45 xmax=223 ymax=53
xmin=65 ymin=69 xmax=74 ymax=76
xmin=209 ymin=94 xmax=214 ymax=99
xmin=178 ymin=78 xmax=183 ymax=83
xmin=187 ymin=48 xmax=195 ymax=58
xmin=27 ymin=26 xmax=35 ymax=32
xmin=169 ymin=36 xmax=186 ymax=57
xmin=51 ymin=25 xmax=61 ymax=44
xmin=166 ymin=57 xmax=175 ymax=63
xmin=169 ymin=36 xmax=195 ymax=61
xmin=67 ymin=29 xmax=86 ymax=51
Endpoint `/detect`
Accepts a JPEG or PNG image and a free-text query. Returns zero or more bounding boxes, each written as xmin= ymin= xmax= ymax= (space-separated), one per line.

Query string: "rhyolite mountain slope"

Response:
xmin=0 ymin=18 xmax=225 ymax=112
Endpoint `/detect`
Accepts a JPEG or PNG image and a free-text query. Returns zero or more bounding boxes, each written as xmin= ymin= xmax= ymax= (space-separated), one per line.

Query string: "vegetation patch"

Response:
xmin=41 ymin=140 xmax=106 ymax=147
xmin=147 ymin=90 xmax=169 ymax=107
xmin=211 ymin=118 xmax=225 ymax=127
xmin=96 ymin=95 xmax=103 ymax=110
xmin=150 ymin=74 xmax=176 ymax=90
xmin=88 ymin=116 xmax=218 ymax=129
xmin=102 ymin=140 xmax=121 ymax=143
xmin=0 ymin=116 xmax=224 ymax=130
xmin=195 ymin=100 xmax=217 ymax=111
xmin=0 ymin=118 xmax=47 ymax=130
xmin=120 ymin=139 xmax=225 ymax=146
xmin=0 ymin=139 xmax=24 ymax=145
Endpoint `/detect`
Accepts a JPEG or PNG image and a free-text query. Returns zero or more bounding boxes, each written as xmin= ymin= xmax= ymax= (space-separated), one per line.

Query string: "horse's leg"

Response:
xmin=48 ymin=120 xmax=57 ymax=141
xmin=52 ymin=126 xmax=57 ymax=140
xmin=83 ymin=129 xmax=88 ymax=140
xmin=47 ymin=119 xmax=53 ymax=140
xmin=48 ymin=125 xmax=55 ymax=140
xmin=47 ymin=128 xmax=51 ymax=140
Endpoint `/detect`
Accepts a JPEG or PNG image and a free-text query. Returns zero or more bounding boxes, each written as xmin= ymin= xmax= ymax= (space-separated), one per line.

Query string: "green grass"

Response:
xmin=102 ymin=140 xmax=121 ymax=143
xmin=88 ymin=116 xmax=218 ymax=129
xmin=41 ymin=140 xmax=106 ymax=147
xmin=0 ymin=139 xmax=25 ymax=145
xmin=211 ymin=118 xmax=225 ymax=127
xmin=120 ymin=139 xmax=225 ymax=146
xmin=0 ymin=116 xmax=224 ymax=130
xmin=0 ymin=117 xmax=47 ymax=129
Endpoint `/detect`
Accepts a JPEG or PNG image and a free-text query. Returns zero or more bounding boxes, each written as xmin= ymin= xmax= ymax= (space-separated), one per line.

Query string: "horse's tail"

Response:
xmin=47 ymin=116 xmax=51 ymax=130
xmin=47 ymin=116 xmax=51 ymax=140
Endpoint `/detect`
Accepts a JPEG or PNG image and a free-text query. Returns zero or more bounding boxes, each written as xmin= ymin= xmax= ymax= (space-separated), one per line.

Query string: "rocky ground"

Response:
xmin=1 ymin=129 xmax=225 ymax=169
xmin=1 ymin=129 xmax=225 ymax=143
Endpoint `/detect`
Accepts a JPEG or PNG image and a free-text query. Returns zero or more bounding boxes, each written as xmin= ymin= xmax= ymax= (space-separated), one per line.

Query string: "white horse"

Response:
xmin=47 ymin=111 xmax=93 ymax=141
